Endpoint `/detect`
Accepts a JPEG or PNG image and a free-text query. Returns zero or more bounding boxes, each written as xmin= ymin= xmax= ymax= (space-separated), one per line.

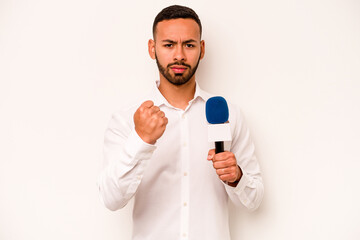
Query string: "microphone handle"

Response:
xmin=215 ymin=141 xmax=224 ymax=154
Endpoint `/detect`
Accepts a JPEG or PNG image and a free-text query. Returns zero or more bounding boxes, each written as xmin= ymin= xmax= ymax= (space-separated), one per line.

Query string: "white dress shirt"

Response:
xmin=98 ymin=81 xmax=264 ymax=240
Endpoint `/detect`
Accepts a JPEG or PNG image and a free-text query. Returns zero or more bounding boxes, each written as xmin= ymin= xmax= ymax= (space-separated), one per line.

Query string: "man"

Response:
xmin=98 ymin=5 xmax=264 ymax=240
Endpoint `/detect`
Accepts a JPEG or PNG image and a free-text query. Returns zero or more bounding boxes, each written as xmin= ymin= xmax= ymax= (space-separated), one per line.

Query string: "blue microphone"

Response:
xmin=205 ymin=96 xmax=231 ymax=153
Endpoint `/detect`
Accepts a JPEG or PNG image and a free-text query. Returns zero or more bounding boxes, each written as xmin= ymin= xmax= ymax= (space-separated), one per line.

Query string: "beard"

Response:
xmin=155 ymin=53 xmax=201 ymax=86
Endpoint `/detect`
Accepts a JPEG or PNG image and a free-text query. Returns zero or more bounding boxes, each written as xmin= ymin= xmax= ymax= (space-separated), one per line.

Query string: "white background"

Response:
xmin=1 ymin=0 xmax=359 ymax=239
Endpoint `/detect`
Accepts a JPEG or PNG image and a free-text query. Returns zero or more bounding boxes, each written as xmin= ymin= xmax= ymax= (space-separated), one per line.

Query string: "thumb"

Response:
xmin=207 ymin=149 xmax=215 ymax=161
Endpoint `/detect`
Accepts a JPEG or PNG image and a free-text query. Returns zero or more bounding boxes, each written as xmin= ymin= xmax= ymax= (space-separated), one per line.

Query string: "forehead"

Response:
xmin=155 ymin=18 xmax=201 ymax=41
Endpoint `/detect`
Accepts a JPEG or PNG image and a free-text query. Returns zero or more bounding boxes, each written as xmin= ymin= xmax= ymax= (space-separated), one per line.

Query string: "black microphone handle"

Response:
xmin=215 ymin=141 xmax=224 ymax=154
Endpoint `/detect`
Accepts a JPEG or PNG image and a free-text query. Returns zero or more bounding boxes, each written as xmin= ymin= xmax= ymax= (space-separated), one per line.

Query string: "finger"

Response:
xmin=162 ymin=117 xmax=168 ymax=126
xmin=213 ymin=151 xmax=235 ymax=162
xmin=207 ymin=149 xmax=215 ymax=161
xmin=151 ymin=111 xmax=165 ymax=121
xmin=150 ymin=106 xmax=160 ymax=114
xmin=216 ymin=166 xmax=237 ymax=176
xmin=157 ymin=111 xmax=165 ymax=118
xmin=141 ymin=100 xmax=154 ymax=108
xmin=219 ymin=173 xmax=237 ymax=182
xmin=213 ymin=159 xmax=237 ymax=169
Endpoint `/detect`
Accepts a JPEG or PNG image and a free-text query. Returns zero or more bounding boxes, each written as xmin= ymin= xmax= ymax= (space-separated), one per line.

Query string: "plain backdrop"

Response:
xmin=1 ymin=0 xmax=360 ymax=239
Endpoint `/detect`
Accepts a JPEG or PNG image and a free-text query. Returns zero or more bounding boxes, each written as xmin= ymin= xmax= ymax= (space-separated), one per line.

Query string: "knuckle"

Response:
xmin=227 ymin=159 xmax=234 ymax=166
xmin=158 ymin=111 xmax=164 ymax=117
xmin=141 ymin=107 xmax=149 ymax=115
xmin=213 ymin=162 xmax=218 ymax=169
xmin=150 ymin=114 xmax=157 ymax=120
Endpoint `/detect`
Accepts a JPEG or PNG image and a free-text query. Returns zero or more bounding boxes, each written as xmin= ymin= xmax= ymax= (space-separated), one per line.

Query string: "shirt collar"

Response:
xmin=152 ymin=80 xmax=210 ymax=109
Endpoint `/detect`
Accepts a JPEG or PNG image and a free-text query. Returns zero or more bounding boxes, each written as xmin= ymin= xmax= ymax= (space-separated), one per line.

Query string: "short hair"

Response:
xmin=152 ymin=5 xmax=202 ymax=39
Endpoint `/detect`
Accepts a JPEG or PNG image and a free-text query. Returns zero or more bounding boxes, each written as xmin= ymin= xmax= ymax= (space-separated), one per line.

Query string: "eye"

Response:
xmin=186 ymin=44 xmax=195 ymax=48
xmin=164 ymin=44 xmax=173 ymax=48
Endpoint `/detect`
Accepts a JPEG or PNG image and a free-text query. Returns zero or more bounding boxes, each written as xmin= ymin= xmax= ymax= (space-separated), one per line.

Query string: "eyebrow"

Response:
xmin=161 ymin=39 xmax=198 ymax=44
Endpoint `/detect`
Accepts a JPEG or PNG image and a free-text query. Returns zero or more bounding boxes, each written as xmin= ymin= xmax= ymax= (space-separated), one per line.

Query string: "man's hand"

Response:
xmin=207 ymin=149 xmax=242 ymax=186
xmin=134 ymin=100 xmax=168 ymax=144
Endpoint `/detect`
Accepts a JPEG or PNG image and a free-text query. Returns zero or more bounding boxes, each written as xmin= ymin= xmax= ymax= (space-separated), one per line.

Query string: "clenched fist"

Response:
xmin=134 ymin=100 xmax=168 ymax=144
xmin=207 ymin=149 xmax=242 ymax=187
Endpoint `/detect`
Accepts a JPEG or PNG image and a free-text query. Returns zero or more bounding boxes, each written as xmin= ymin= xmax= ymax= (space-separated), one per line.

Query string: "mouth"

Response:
xmin=170 ymin=65 xmax=187 ymax=74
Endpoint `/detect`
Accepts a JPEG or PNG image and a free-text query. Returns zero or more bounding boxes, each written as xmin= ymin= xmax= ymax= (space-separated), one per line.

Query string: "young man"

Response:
xmin=98 ymin=5 xmax=264 ymax=240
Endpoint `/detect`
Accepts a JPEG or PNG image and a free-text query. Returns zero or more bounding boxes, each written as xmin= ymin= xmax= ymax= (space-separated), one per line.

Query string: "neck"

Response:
xmin=158 ymin=76 xmax=196 ymax=110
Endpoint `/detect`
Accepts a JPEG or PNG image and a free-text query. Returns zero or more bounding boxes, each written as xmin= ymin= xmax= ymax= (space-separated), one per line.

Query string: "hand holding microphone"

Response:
xmin=207 ymin=149 xmax=242 ymax=183
xmin=206 ymin=96 xmax=242 ymax=185
xmin=134 ymin=100 xmax=168 ymax=144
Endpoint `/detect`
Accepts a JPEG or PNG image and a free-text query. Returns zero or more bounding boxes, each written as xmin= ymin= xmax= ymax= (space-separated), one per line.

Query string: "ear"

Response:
xmin=200 ymin=40 xmax=205 ymax=60
xmin=148 ymin=39 xmax=156 ymax=59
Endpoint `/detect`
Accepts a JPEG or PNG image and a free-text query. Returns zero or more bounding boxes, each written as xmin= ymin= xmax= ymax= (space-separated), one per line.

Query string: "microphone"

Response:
xmin=205 ymin=96 xmax=232 ymax=153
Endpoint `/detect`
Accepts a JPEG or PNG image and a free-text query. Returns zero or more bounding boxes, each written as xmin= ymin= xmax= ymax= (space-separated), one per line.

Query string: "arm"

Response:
xmin=98 ymin=101 xmax=167 ymax=211
xmin=208 ymin=107 xmax=264 ymax=211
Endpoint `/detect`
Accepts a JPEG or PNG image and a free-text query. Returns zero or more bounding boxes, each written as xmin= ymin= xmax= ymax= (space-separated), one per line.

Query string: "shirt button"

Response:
xmin=183 ymin=142 xmax=187 ymax=147
xmin=183 ymin=233 xmax=187 ymax=237
xmin=183 ymin=202 xmax=187 ymax=207
xmin=183 ymin=172 xmax=188 ymax=176
xmin=182 ymin=114 xmax=185 ymax=119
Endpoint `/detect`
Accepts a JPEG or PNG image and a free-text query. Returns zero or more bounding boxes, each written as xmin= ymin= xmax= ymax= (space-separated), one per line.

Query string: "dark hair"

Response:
xmin=152 ymin=5 xmax=202 ymax=38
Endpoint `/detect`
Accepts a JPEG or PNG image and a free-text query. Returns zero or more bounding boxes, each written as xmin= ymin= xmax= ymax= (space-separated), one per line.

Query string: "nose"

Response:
xmin=173 ymin=45 xmax=186 ymax=62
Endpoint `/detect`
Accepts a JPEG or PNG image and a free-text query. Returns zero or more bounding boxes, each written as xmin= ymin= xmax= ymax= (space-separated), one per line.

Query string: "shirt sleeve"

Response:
xmin=224 ymin=106 xmax=264 ymax=211
xmin=97 ymin=111 xmax=156 ymax=211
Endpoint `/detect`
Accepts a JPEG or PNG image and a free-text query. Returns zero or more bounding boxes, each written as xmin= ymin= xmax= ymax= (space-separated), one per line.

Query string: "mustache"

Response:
xmin=167 ymin=62 xmax=191 ymax=68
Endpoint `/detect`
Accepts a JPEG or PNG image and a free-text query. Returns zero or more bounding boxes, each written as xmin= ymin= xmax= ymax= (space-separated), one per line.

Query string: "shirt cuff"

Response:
xmin=123 ymin=129 xmax=157 ymax=161
xmin=223 ymin=172 xmax=254 ymax=208
xmin=227 ymin=171 xmax=251 ymax=194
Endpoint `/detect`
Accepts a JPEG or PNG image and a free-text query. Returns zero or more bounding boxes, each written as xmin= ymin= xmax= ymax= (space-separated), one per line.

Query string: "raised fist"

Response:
xmin=133 ymin=100 xmax=168 ymax=144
